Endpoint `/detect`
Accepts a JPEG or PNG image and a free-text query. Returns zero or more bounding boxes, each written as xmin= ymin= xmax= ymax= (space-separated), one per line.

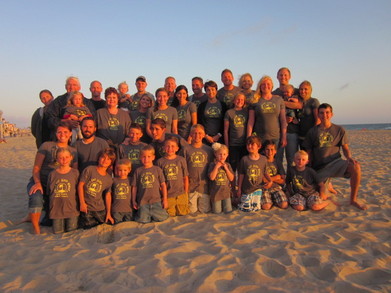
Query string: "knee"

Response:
xmin=279 ymin=202 xmax=289 ymax=209
xmin=292 ymin=205 xmax=305 ymax=211
xmin=262 ymin=203 xmax=272 ymax=210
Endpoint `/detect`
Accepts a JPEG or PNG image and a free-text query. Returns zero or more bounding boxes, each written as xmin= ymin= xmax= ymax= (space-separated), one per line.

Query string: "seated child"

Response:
xmin=63 ymin=91 xmax=92 ymax=141
xmin=237 ymin=136 xmax=272 ymax=212
xmin=47 ymin=147 xmax=79 ymax=234
xmin=287 ymin=150 xmax=329 ymax=211
xmin=208 ymin=143 xmax=234 ymax=214
xmin=109 ymin=158 xmax=133 ymax=224
xmin=182 ymin=124 xmax=214 ymax=214
xmin=131 ymin=145 xmax=168 ymax=223
xmin=157 ymin=137 xmax=189 ymax=217
xmin=262 ymin=140 xmax=288 ymax=210
xmin=78 ymin=148 xmax=115 ymax=228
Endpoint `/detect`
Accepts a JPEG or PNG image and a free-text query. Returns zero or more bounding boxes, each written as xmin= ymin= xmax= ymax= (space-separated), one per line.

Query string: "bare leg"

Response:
xmin=292 ymin=205 xmax=305 ymax=211
xmin=30 ymin=213 xmax=41 ymax=234
xmin=348 ymin=161 xmax=366 ymax=210
xmin=278 ymin=202 xmax=289 ymax=209
xmin=328 ymin=181 xmax=338 ymax=194
xmin=262 ymin=203 xmax=272 ymax=210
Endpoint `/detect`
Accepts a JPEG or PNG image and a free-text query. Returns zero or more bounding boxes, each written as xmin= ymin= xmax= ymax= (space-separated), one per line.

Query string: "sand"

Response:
xmin=0 ymin=131 xmax=390 ymax=293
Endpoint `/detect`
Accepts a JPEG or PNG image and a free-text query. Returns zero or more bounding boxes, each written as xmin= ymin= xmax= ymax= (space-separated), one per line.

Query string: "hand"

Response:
xmin=106 ymin=215 xmax=114 ymax=224
xmin=347 ymin=157 xmax=359 ymax=165
xmin=80 ymin=202 xmax=88 ymax=213
xmin=205 ymin=135 xmax=214 ymax=144
xmin=212 ymin=134 xmax=220 ymax=142
xmin=132 ymin=201 xmax=138 ymax=210
xmin=29 ymin=182 xmax=43 ymax=195
xmin=280 ymin=137 xmax=287 ymax=148
xmin=286 ymin=116 xmax=294 ymax=123
xmin=263 ymin=181 xmax=273 ymax=189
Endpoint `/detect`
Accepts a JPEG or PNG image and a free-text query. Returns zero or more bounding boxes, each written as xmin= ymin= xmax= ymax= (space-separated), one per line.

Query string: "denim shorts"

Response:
xmin=27 ymin=178 xmax=45 ymax=213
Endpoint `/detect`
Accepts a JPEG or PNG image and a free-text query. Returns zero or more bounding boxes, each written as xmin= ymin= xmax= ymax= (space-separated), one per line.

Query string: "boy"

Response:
xmin=118 ymin=123 xmax=147 ymax=175
xmin=183 ymin=124 xmax=214 ymax=213
xmin=286 ymin=150 xmax=329 ymax=211
xmin=131 ymin=145 xmax=168 ymax=223
xmin=78 ymin=148 xmax=115 ymax=229
xmin=157 ymin=137 xmax=189 ymax=217
xmin=110 ymin=159 xmax=133 ymax=223
xmin=237 ymin=136 xmax=273 ymax=212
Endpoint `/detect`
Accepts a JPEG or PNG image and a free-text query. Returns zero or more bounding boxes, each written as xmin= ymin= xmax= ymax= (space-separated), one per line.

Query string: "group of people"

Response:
xmin=27 ymin=68 xmax=365 ymax=235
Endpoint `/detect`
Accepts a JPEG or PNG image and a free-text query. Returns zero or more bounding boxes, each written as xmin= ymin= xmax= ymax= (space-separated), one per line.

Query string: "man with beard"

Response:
xmin=89 ymin=80 xmax=106 ymax=111
xmin=75 ymin=117 xmax=109 ymax=173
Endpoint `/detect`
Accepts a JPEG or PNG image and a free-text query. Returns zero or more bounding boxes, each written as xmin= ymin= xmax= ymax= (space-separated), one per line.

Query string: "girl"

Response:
xmin=172 ymin=85 xmax=197 ymax=141
xmin=47 ymin=147 xmax=80 ymax=234
xmin=63 ymin=91 xmax=92 ymax=142
xmin=146 ymin=88 xmax=178 ymax=137
xmin=208 ymin=143 xmax=234 ymax=214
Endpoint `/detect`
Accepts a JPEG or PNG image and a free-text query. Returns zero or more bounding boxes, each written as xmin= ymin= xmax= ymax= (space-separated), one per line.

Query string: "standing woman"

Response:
xmin=130 ymin=93 xmax=153 ymax=143
xmin=297 ymin=80 xmax=320 ymax=148
xmin=197 ymin=80 xmax=228 ymax=145
xmin=247 ymin=76 xmax=287 ymax=163
xmin=146 ymin=88 xmax=178 ymax=138
xmin=238 ymin=73 xmax=255 ymax=105
xmin=172 ymin=85 xmax=197 ymax=140
xmin=26 ymin=122 xmax=77 ymax=234
xmin=96 ymin=87 xmax=131 ymax=147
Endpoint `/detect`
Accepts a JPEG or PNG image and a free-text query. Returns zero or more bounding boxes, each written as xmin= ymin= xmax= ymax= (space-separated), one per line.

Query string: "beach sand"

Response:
xmin=0 ymin=131 xmax=390 ymax=293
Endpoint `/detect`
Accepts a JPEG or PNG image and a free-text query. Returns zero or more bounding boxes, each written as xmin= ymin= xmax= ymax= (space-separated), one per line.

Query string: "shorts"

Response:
xmin=212 ymin=198 xmax=233 ymax=214
xmin=316 ymin=158 xmax=350 ymax=182
xmin=52 ymin=217 xmax=79 ymax=234
xmin=238 ymin=189 xmax=262 ymax=212
xmin=189 ymin=191 xmax=211 ymax=214
xmin=167 ymin=193 xmax=190 ymax=217
xmin=262 ymin=186 xmax=288 ymax=205
xmin=27 ymin=178 xmax=46 ymax=214
xmin=112 ymin=211 xmax=133 ymax=223
xmin=289 ymin=192 xmax=323 ymax=209
xmin=135 ymin=202 xmax=168 ymax=223
xmin=79 ymin=210 xmax=106 ymax=229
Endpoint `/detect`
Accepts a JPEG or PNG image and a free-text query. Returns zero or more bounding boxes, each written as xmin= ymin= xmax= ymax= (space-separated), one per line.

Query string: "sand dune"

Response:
xmin=0 ymin=132 xmax=390 ymax=292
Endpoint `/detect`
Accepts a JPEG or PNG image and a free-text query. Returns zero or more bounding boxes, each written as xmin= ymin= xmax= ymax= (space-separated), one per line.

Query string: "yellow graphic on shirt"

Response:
xmin=76 ymin=109 xmax=87 ymax=117
xmin=234 ymin=114 xmax=246 ymax=127
xmin=114 ymin=182 xmax=130 ymax=200
xmin=193 ymin=100 xmax=202 ymax=108
xmin=177 ymin=109 xmax=186 ymax=120
xmin=206 ymin=106 xmax=221 ymax=118
xmin=164 ymin=164 xmax=178 ymax=180
xmin=53 ymin=179 xmax=71 ymax=198
xmin=135 ymin=116 xmax=145 ymax=126
xmin=141 ymin=172 xmax=155 ymax=188
xmin=190 ymin=151 xmax=206 ymax=168
xmin=108 ymin=117 xmax=120 ymax=130
xmin=223 ymin=93 xmax=234 ymax=106
xmin=247 ymin=164 xmax=261 ymax=184
xmin=261 ymin=102 xmax=276 ymax=114
xmin=86 ymin=178 xmax=103 ymax=197
xmin=155 ymin=113 xmax=168 ymax=121
xmin=319 ymin=131 xmax=333 ymax=147
xmin=127 ymin=149 xmax=141 ymax=164
xmin=216 ymin=169 xmax=227 ymax=186
xmin=293 ymin=175 xmax=305 ymax=192
xmin=266 ymin=165 xmax=277 ymax=177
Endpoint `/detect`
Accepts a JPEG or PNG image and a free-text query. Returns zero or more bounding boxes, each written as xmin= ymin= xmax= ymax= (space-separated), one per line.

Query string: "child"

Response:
xmin=262 ymin=140 xmax=288 ymax=210
xmin=237 ymin=136 xmax=272 ymax=212
xmin=131 ymin=145 xmax=168 ymax=223
xmin=157 ymin=137 xmax=189 ymax=217
xmin=78 ymin=148 xmax=115 ymax=228
xmin=286 ymin=150 xmax=329 ymax=211
xmin=183 ymin=124 xmax=214 ymax=214
xmin=47 ymin=147 xmax=79 ymax=234
xmin=118 ymin=81 xmax=132 ymax=111
xmin=118 ymin=123 xmax=147 ymax=176
xmin=63 ymin=91 xmax=93 ymax=142
xmin=208 ymin=143 xmax=234 ymax=214
xmin=110 ymin=159 xmax=133 ymax=223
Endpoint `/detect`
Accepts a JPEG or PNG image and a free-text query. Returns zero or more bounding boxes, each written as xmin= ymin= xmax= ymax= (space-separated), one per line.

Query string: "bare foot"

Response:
xmin=351 ymin=200 xmax=367 ymax=210
xmin=328 ymin=184 xmax=338 ymax=194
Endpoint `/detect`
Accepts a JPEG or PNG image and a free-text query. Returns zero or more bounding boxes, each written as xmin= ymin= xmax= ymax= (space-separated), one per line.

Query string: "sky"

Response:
xmin=1 ymin=0 xmax=390 ymax=127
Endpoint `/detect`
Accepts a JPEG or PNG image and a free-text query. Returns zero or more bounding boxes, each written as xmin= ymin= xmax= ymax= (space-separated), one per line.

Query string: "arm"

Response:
xmin=209 ymin=162 xmax=221 ymax=181
xmin=131 ymin=186 xmax=138 ymax=210
xmin=263 ymin=173 xmax=273 ymax=189
xmin=160 ymin=182 xmax=168 ymax=209
xmin=190 ymin=112 xmax=197 ymax=126
xmin=237 ymin=174 xmax=244 ymax=198
xmin=224 ymin=119 xmax=229 ymax=147
xmin=29 ymin=153 xmax=45 ymax=195
xmin=247 ymin=109 xmax=254 ymax=137
xmin=105 ymin=191 xmax=114 ymax=224
xmin=270 ymin=174 xmax=285 ymax=185
xmin=78 ymin=181 xmax=88 ymax=213
xmin=279 ymin=108 xmax=287 ymax=148
xmin=342 ymin=144 xmax=358 ymax=164
xmin=145 ymin=119 xmax=153 ymax=138
xmin=171 ymin=119 xmax=178 ymax=134
xmin=183 ymin=176 xmax=189 ymax=194
xmin=223 ymin=163 xmax=235 ymax=182
xmin=284 ymin=99 xmax=303 ymax=110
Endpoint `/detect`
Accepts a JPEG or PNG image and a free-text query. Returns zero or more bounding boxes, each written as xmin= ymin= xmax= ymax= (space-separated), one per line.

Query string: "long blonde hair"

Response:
xmin=253 ymin=75 xmax=274 ymax=103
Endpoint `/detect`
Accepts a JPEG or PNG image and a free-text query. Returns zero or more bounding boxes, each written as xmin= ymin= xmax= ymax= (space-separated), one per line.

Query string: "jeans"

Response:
xmin=52 ymin=217 xmax=79 ymax=234
xmin=285 ymin=132 xmax=299 ymax=167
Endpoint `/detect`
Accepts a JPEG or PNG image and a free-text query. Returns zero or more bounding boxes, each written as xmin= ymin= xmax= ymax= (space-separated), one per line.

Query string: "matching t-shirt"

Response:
xmin=238 ymin=155 xmax=268 ymax=195
xmin=157 ymin=156 xmax=188 ymax=198
xmin=111 ymin=177 xmax=132 ymax=213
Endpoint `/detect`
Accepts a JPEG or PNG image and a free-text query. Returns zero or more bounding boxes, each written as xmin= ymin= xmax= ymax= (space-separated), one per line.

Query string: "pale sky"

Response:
xmin=1 ymin=0 xmax=390 ymax=127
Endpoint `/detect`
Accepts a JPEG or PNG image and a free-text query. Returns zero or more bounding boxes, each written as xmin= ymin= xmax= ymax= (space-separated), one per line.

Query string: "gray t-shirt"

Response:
xmin=118 ymin=142 xmax=147 ymax=175
xmin=111 ymin=177 xmax=132 ymax=212
xmin=147 ymin=107 xmax=178 ymax=134
xmin=298 ymin=97 xmax=320 ymax=138
xmin=131 ymin=165 xmax=165 ymax=206
xmin=203 ymin=101 xmax=224 ymax=136
xmin=208 ymin=162 xmax=233 ymax=201
xmin=177 ymin=101 xmax=197 ymax=139
xmin=130 ymin=110 xmax=147 ymax=134
xmin=183 ymin=144 xmax=213 ymax=193
xmin=217 ymin=86 xmax=241 ymax=108
xmin=80 ymin=166 xmax=113 ymax=211
xmin=129 ymin=92 xmax=154 ymax=111
xmin=251 ymin=95 xmax=284 ymax=140
xmin=286 ymin=166 xmax=318 ymax=197
xmin=189 ymin=94 xmax=208 ymax=108
xmin=96 ymin=108 xmax=131 ymax=145
xmin=238 ymin=155 xmax=268 ymax=194
xmin=224 ymin=108 xmax=248 ymax=146
xmin=47 ymin=168 xmax=80 ymax=219
xmin=157 ymin=156 xmax=188 ymax=198
xmin=64 ymin=105 xmax=92 ymax=118
xmin=303 ymin=123 xmax=348 ymax=170
xmin=75 ymin=137 xmax=109 ymax=173
xmin=266 ymin=160 xmax=286 ymax=188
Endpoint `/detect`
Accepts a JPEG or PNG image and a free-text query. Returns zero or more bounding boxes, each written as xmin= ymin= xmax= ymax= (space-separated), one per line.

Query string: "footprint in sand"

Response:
xmin=261 ymin=259 xmax=287 ymax=278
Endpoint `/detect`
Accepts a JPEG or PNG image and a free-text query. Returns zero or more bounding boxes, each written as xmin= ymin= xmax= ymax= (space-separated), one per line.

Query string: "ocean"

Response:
xmin=341 ymin=123 xmax=391 ymax=130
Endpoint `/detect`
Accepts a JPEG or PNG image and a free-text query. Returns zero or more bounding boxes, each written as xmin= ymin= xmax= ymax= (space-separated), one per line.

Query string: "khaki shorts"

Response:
xmin=189 ymin=191 xmax=211 ymax=214
xmin=167 ymin=193 xmax=190 ymax=217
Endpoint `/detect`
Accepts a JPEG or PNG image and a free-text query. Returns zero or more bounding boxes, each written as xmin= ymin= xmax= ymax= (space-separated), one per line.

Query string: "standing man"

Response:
xmin=164 ymin=76 xmax=177 ymax=105
xmin=31 ymin=89 xmax=54 ymax=148
xmin=130 ymin=76 xmax=154 ymax=111
xmin=89 ymin=80 xmax=106 ymax=111
xmin=217 ymin=69 xmax=241 ymax=108
xmin=75 ymin=117 xmax=109 ymax=173
xmin=189 ymin=77 xmax=208 ymax=108
xmin=45 ymin=76 xmax=96 ymax=138
xmin=272 ymin=67 xmax=300 ymax=97
xmin=303 ymin=103 xmax=366 ymax=210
